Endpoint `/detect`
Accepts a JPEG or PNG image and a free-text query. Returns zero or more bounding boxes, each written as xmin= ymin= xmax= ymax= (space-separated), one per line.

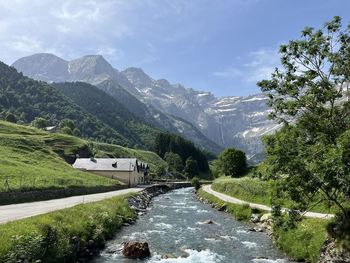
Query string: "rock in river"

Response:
xmin=122 ymin=241 xmax=151 ymax=259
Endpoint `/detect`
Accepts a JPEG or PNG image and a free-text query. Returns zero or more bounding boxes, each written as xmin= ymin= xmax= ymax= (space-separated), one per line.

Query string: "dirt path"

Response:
xmin=0 ymin=188 xmax=143 ymax=224
xmin=202 ymin=184 xmax=334 ymax=219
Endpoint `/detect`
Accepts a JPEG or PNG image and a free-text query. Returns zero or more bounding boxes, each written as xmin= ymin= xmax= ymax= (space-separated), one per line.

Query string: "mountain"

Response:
xmin=120 ymin=68 xmax=279 ymax=161
xmin=13 ymin=54 xmax=223 ymax=154
xmin=0 ymin=61 xmax=130 ymax=146
xmin=53 ymin=81 xmax=161 ymax=150
xmin=12 ymin=53 xmax=281 ymax=160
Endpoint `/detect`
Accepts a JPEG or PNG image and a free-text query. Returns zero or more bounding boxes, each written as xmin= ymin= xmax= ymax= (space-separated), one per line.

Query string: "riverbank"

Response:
xmin=0 ymin=185 xmax=171 ymax=263
xmin=197 ymin=188 xmax=327 ymax=263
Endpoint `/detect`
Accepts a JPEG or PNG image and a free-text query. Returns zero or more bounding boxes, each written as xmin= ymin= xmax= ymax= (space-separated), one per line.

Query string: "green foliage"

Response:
xmin=274 ymin=218 xmax=328 ymax=263
xmin=0 ymin=62 xmax=129 ymax=146
xmin=327 ymin=208 xmax=350 ymax=251
xmin=217 ymin=148 xmax=247 ymax=177
xmin=31 ymin=117 xmax=47 ymax=129
xmin=212 ymin=176 xmax=341 ymax=214
xmin=164 ymin=151 xmax=184 ymax=174
xmin=53 ymin=82 xmax=161 ymax=150
xmin=59 ymin=118 xmax=75 ymax=131
xmin=191 ymin=177 xmax=201 ymax=190
xmin=154 ymin=132 xmax=209 ymax=172
xmin=5 ymin=112 xmax=16 ymax=123
xmin=60 ymin=126 xmax=73 ymax=135
xmin=0 ymin=193 xmax=136 ymax=262
xmin=257 ymin=16 xmax=350 ymax=233
xmin=184 ymin=156 xmax=199 ymax=179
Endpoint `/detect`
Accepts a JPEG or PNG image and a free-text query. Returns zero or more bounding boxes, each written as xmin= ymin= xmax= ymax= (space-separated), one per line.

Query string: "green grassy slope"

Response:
xmin=0 ymin=121 xmax=166 ymax=192
xmin=0 ymin=121 xmax=117 ymax=192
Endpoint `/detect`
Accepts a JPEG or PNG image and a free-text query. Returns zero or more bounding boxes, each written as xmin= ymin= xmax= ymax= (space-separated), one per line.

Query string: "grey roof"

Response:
xmin=73 ymin=158 xmax=138 ymax=172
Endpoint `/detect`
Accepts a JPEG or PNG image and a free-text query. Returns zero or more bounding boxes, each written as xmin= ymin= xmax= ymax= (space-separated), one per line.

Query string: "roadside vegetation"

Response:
xmin=0 ymin=193 xmax=136 ymax=263
xmin=212 ymin=176 xmax=341 ymax=214
xmin=197 ymin=188 xmax=261 ymax=221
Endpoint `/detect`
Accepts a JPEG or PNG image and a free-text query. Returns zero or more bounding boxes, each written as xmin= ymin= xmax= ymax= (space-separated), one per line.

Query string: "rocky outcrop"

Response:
xmin=317 ymin=239 xmax=350 ymax=263
xmin=122 ymin=241 xmax=150 ymax=259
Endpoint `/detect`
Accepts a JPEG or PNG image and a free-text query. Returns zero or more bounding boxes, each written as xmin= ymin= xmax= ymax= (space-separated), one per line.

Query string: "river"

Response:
xmin=93 ymin=188 xmax=291 ymax=263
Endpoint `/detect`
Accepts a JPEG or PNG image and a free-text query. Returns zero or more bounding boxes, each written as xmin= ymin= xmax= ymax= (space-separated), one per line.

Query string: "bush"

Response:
xmin=191 ymin=177 xmax=200 ymax=191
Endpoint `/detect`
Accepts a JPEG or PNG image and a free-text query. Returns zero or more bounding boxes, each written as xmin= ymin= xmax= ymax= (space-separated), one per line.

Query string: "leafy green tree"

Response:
xmin=60 ymin=126 xmax=73 ymax=135
xmin=152 ymin=164 xmax=167 ymax=178
xmin=217 ymin=148 xmax=247 ymax=177
xmin=31 ymin=117 xmax=47 ymax=129
xmin=59 ymin=119 xmax=75 ymax=131
xmin=184 ymin=156 xmax=199 ymax=179
xmin=164 ymin=152 xmax=184 ymax=174
xmin=257 ymin=16 xmax=350 ymax=221
xmin=5 ymin=113 xmax=16 ymax=123
xmin=72 ymin=128 xmax=82 ymax=137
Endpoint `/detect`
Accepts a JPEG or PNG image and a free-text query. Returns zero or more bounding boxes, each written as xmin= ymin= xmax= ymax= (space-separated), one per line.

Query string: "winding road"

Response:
xmin=202 ymin=184 xmax=334 ymax=219
xmin=0 ymin=188 xmax=143 ymax=224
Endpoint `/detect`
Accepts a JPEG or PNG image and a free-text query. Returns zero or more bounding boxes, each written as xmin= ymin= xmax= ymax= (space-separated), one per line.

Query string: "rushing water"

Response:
xmin=94 ymin=188 xmax=291 ymax=263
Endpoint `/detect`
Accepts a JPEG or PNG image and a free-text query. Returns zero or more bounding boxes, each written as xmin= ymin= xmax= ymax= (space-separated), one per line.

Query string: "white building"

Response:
xmin=72 ymin=158 xmax=149 ymax=186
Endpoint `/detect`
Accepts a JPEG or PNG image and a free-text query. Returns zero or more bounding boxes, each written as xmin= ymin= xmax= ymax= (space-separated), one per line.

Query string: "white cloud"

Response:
xmin=213 ymin=67 xmax=243 ymax=78
xmin=245 ymin=48 xmax=279 ymax=82
xmin=213 ymin=48 xmax=279 ymax=83
xmin=0 ymin=0 xmax=136 ymax=64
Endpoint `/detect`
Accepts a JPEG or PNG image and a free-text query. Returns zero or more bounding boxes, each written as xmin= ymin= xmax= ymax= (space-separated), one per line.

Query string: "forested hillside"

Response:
xmin=53 ymin=82 xmax=160 ymax=150
xmin=0 ymin=62 xmax=129 ymax=146
xmin=154 ymin=132 xmax=209 ymax=172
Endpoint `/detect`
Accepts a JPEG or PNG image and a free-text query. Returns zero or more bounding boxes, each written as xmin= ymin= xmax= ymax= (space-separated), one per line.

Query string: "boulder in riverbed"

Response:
xmin=122 ymin=241 xmax=150 ymax=259
xmin=250 ymin=213 xmax=260 ymax=223
xmin=200 ymin=219 xmax=214 ymax=224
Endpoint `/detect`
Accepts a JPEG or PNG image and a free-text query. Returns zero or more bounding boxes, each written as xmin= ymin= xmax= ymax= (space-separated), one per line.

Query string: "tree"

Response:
xmin=217 ymin=148 xmax=247 ymax=177
xmin=184 ymin=156 xmax=199 ymax=179
xmin=257 ymin=16 xmax=350 ymax=221
xmin=164 ymin=152 xmax=184 ymax=174
xmin=72 ymin=128 xmax=82 ymax=137
xmin=60 ymin=126 xmax=73 ymax=135
xmin=59 ymin=119 xmax=75 ymax=131
xmin=5 ymin=113 xmax=16 ymax=123
xmin=31 ymin=117 xmax=47 ymax=129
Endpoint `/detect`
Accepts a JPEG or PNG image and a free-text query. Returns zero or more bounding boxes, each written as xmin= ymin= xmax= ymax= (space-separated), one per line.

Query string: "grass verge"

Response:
xmin=0 ymin=193 xmax=136 ymax=263
xmin=197 ymin=188 xmax=262 ymax=221
xmin=212 ymin=176 xmax=340 ymax=214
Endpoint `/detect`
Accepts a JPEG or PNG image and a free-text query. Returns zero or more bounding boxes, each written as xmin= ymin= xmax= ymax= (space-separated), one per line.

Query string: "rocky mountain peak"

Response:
xmin=68 ymin=55 xmax=116 ymax=83
xmin=12 ymin=53 xmax=69 ymax=82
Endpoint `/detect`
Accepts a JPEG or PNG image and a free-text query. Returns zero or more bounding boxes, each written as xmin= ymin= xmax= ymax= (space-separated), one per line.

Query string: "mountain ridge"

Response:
xmin=12 ymin=53 xmax=278 ymax=160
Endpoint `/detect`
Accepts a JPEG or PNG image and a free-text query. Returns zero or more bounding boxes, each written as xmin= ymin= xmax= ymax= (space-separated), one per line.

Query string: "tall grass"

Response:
xmin=0 ymin=193 xmax=136 ymax=263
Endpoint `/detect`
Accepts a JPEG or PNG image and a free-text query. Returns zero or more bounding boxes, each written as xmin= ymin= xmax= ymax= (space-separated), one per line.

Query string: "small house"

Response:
xmin=72 ymin=158 xmax=149 ymax=186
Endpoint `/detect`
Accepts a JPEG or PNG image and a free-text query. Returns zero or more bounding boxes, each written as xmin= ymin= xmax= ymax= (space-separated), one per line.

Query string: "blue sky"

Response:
xmin=1 ymin=0 xmax=350 ymax=96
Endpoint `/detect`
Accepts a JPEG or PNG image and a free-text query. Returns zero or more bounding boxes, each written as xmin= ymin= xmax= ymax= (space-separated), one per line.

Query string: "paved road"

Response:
xmin=0 ymin=188 xmax=143 ymax=224
xmin=202 ymin=184 xmax=334 ymax=219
